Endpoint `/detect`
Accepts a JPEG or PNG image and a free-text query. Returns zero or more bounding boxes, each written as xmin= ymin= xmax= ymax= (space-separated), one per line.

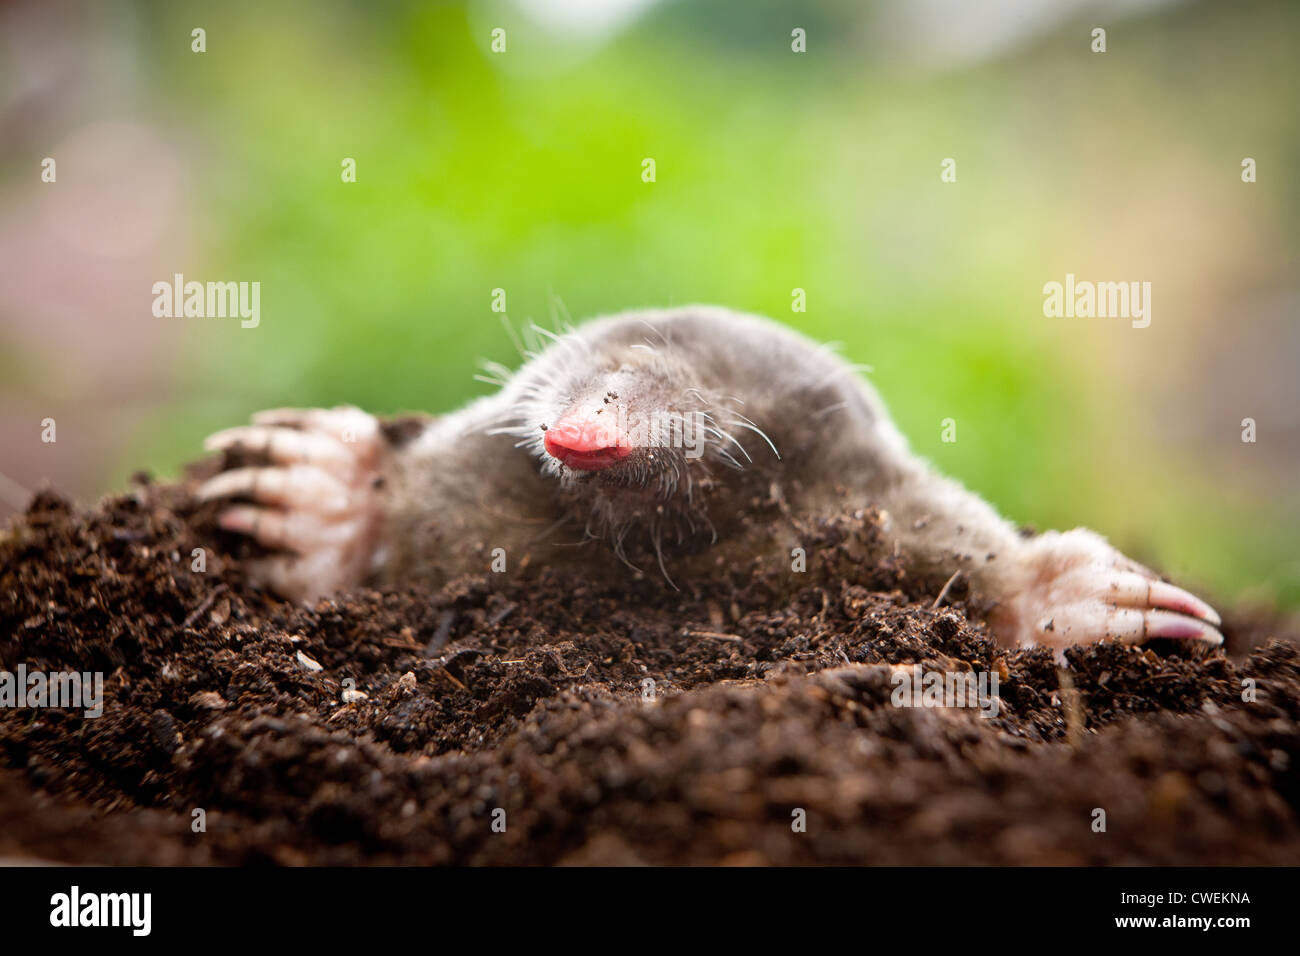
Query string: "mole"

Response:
xmin=198 ymin=305 xmax=1222 ymax=655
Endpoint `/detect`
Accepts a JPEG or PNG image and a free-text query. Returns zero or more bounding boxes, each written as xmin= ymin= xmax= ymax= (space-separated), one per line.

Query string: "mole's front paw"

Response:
xmin=198 ymin=406 xmax=383 ymax=603
xmin=991 ymin=528 xmax=1223 ymax=655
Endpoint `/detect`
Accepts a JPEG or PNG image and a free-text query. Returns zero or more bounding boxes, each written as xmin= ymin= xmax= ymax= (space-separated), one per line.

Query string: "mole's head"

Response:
xmin=486 ymin=315 xmax=782 ymax=564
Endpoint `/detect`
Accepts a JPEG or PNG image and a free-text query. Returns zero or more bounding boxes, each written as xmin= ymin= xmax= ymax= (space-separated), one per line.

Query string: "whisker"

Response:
xmin=651 ymin=523 xmax=678 ymax=590
xmin=637 ymin=318 xmax=669 ymax=347
xmin=682 ymin=386 xmax=712 ymax=408
xmin=499 ymin=314 xmax=527 ymax=361
xmin=701 ymin=414 xmax=751 ymax=462
xmin=829 ymin=361 xmax=874 ymax=379
xmin=480 ymin=359 xmax=515 ymax=380
xmin=548 ymin=291 xmax=574 ymax=330
xmin=713 ymin=448 xmax=744 ymax=470
xmin=727 ymin=414 xmax=780 ymax=459
xmin=530 ymin=323 xmax=576 ymax=356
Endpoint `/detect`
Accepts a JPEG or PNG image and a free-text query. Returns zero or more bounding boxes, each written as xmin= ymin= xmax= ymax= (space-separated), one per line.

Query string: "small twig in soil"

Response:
xmin=487 ymin=602 xmax=517 ymax=627
xmin=436 ymin=668 xmax=468 ymax=692
xmin=382 ymin=635 xmax=421 ymax=649
xmin=425 ymin=609 xmax=458 ymax=656
xmin=181 ymin=584 xmax=229 ymax=629
xmin=686 ymin=629 xmax=744 ymax=643
xmin=1056 ymin=666 xmax=1085 ymax=747
xmin=932 ymin=570 xmax=963 ymax=609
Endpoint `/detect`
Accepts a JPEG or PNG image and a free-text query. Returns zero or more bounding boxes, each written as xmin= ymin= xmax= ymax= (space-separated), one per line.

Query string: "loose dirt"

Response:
xmin=2 ymin=473 xmax=1297 ymax=865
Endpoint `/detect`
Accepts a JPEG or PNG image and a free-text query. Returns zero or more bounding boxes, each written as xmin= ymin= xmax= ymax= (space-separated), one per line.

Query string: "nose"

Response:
xmin=543 ymin=414 xmax=632 ymax=471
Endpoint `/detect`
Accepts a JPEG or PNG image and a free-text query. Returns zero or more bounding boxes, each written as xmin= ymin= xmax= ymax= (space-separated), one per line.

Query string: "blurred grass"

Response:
xmin=108 ymin=0 xmax=1298 ymax=607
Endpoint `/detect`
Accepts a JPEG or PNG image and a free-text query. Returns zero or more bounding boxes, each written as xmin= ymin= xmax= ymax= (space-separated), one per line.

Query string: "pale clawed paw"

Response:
xmin=992 ymin=528 xmax=1223 ymax=655
xmin=198 ymin=406 xmax=383 ymax=603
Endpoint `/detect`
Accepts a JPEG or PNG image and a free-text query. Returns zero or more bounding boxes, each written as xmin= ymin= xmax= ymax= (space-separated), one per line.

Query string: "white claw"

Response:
xmin=249 ymin=406 xmax=379 ymax=445
xmin=1104 ymin=572 xmax=1222 ymax=626
xmin=999 ymin=529 xmax=1227 ymax=653
xmin=197 ymin=465 xmax=353 ymax=514
xmin=1137 ymin=608 xmax=1224 ymax=646
xmin=1147 ymin=579 xmax=1221 ymax=626
xmin=217 ymin=505 xmax=367 ymax=553
xmin=200 ymin=406 xmax=384 ymax=604
xmin=204 ymin=425 xmax=354 ymax=474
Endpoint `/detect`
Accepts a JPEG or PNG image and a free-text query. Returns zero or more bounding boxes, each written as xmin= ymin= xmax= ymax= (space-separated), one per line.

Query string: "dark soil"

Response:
xmin=2 ymin=472 xmax=1299 ymax=865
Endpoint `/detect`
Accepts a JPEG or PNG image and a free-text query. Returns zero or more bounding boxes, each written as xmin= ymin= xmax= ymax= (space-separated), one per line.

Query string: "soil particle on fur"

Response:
xmin=1 ymin=477 xmax=1298 ymax=865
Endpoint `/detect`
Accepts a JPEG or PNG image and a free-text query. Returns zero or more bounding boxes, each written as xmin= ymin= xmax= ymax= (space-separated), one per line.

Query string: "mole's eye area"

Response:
xmin=543 ymin=411 xmax=633 ymax=472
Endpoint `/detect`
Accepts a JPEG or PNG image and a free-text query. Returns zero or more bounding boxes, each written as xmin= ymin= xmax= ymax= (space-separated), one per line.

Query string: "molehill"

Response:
xmin=1 ymin=470 xmax=1298 ymax=865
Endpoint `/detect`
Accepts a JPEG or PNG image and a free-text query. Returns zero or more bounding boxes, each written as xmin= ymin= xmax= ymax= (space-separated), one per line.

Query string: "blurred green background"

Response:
xmin=1 ymin=0 xmax=1297 ymax=609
